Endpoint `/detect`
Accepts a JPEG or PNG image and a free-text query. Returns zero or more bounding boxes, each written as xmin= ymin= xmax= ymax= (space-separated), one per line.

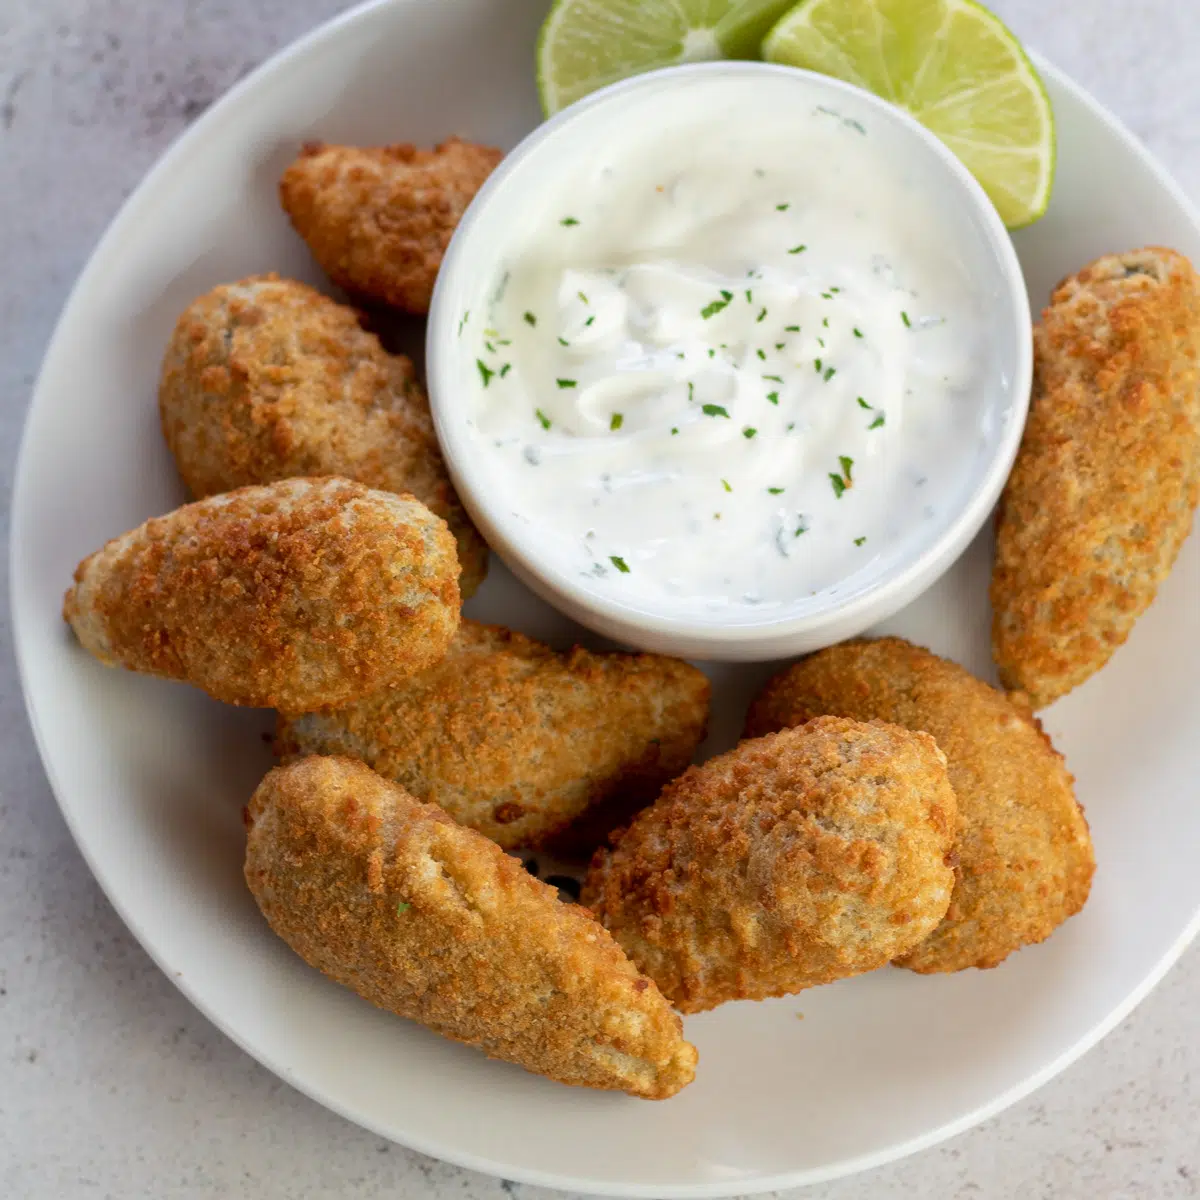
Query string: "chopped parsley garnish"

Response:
xmin=901 ymin=310 xmax=912 ymax=327
xmin=830 ymin=286 xmax=841 ymax=294
xmin=476 ymin=359 xmax=495 ymax=387
xmin=785 ymin=325 xmax=801 ymax=333
xmin=722 ymin=478 xmax=732 ymax=493
xmin=702 ymin=404 xmax=730 ymax=418
xmin=671 ymin=426 xmax=679 ymax=435
xmin=786 ymin=421 xmax=796 ymax=431
xmin=701 ymin=290 xmax=735 ymax=319
xmin=742 ymin=427 xmax=757 ymax=439
xmin=857 ymin=396 xmax=872 ymax=409
xmin=496 ymin=338 xmax=512 ymax=346
xmin=500 ymin=363 xmax=511 ymax=378
xmin=853 ymin=327 xmax=864 ymax=338
xmin=830 ymin=474 xmax=846 ymax=499
xmin=535 ymin=408 xmax=551 ymax=429
xmin=794 ymin=521 xmax=808 ymax=537
xmin=776 ymin=202 xmax=790 ymax=211
xmin=757 ymin=307 xmax=768 ymax=323
xmin=560 ymin=216 xmax=580 ymax=226
xmin=585 ymin=315 xmax=595 ymax=326
xmin=788 ymin=244 xmax=807 ymax=255
xmin=558 ymin=336 xmax=569 ymax=346
xmin=556 ymin=378 xmax=577 ymax=389
xmin=824 ymin=366 xmax=836 ymax=382
xmin=745 ymin=289 xmax=754 ymax=304
xmin=610 ymin=412 xmax=623 ymax=431
xmin=707 ymin=348 xmax=716 ymax=358
xmin=577 ymin=290 xmax=589 ymax=304
xmin=768 ymin=486 xmax=785 ymax=494
xmin=756 ymin=348 xmax=767 ymax=360
xmin=610 ymin=555 xmax=630 ymax=573
xmin=869 ymin=413 xmax=886 ymax=429
xmin=523 ymin=311 xmax=537 ymax=326
xmin=485 ymin=340 xmax=497 ymax=353
xmin=814 ymin=358 xmax=823 ymax=373
xmin=854 ymin=536 xmax=867 ymax=546
xmin=766 ymin=390 xmax=779 ymax=405
xmin=484 ymin=326 xmax=500 ymax=337
xmin=822 ymin=317 xmax=829 ymax=328
xmin=821 ymin=291 xmax=833 ymax=300
xmin=763 ymin=373 xmax=783 ymax=382
xmin=396 ymin=901 xmax=411 ymax=914
xmin=839 ymin=455 xmax=855 ymax=481
xmin=458 ymin=310 xmax=469 ymax=336
xmin=687 ymin=382 xmax=695 ymax=402
xmin=818 ymin=337 xmax=826 ymax=348
xmin=775 ymin=341 xmax=785 ymax=350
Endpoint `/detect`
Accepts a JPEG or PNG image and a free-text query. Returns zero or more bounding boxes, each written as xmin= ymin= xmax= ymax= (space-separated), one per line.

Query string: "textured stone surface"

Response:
xmin=1 ymin=1 xmax=1197 ymax=1196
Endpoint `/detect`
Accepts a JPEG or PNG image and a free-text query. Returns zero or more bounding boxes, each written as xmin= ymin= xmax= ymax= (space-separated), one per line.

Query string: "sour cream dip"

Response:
xmin=431 ymin=67 xmax=1028 ymax=644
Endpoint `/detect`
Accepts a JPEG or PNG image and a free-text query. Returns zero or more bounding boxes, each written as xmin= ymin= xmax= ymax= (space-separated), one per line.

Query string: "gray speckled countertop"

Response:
xmin=1 ymin=2 xmax=1197 ymax=1196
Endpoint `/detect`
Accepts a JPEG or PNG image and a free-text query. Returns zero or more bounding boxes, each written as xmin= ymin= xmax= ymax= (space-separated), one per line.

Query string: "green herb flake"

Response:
xmin=869 ymin=413 xmax=886 ymax=429
xmin=523 ymin=311 xmax=537 ymax=327
xmin=496 ymin=338 xmax=512 ymax=346
xmin=745 ymin=289 xmax=754 ymax=304
xmin=671 ymin=426 xmax=679 ymax=435
xmin=901 ymin=310 xmax=912 ymax=327
xmin=822 ymin=317 xmax=829 ymax=328
xmin=768 ymin=486 xmax=785 ymax=494
xmin=500 ymin=363 xmax=511 ymax=378
xmin=785 ymin=324 xmax=801 ymax=332
xmin=458 ymin=310 xmax=470 ymax=336
xmin=687 ymin=382 xmax=695 ymax=402
xmin=763 ymin=374 xmax=783 ymax=383
xmin=853 ymin=327 xmax=864 ymax=338
xmin=786 ymin=421 xmax=796 ymax=431
xmin=857 ymin=396 xmax=872 ymax=409
xmin=722 ymin=478 xmax=732 ymax=493
xmin=788 ymin=244 xmax=807 ymax=255
xmin=756 ymin=348 xmax=767 ymax=360
xmin=396 ymin=901 xmax=412 ymax=914
xmin=577 ymin=290 xmax=589 ymax=304
xmin=610 ymin=555 xmax=630 ymax=573
xmin=477 ymin=359 xmax=495 ymax=387
xmin=776 ymin=202 xmax=790 ymax=211
xmin=707 ymin=348 xmax=716 ymax=358
xmin=556 ymin=378 xmax=577 ymax=389
xmin=766 ymin=390 xmax=779 ymax=405
xmin=485 ymin=340 xmax=497 ymax=354
xmin=814 ymin=358 xmax=823 ymax=373
xmin=821 ymin=291 xmax=833 ymax=300
xmin=839 ymin=455 xmax=854 ymax=481
xmin=824 ymin=366 xmax=836 ymax=382
xmin=794 ymin=521 xmax=808 ymax=537
xmin=560 ymin=216 xmax=580 ymax=226
xmin=610 ymin=412 xmax=624 ymax=431
xmin=558 ymin=336 xmax=569 ymax=346
xmin=756 ymin=307 xmax=768 ymax=323
xmin=830 ymin=474 xmax=846 ymax=499
xmin=585 ymin=315 xmax=595 ymax=326
xmin=775 ymin=341 xmax=785 ymax=350
xmin=702 ymin=404 xmax=730 ymax=418
xmin=535 ymin=408 xmax=551 ymax=430
xmin=701 ymin=290 xmax=735 ymax=319
xmin=854 ymin=536 xmax=867 ymax=546
xmin=830 ymin=286 xmax=841 ymax=294
xmin=742 ymin=427 xmax=757 ymax=439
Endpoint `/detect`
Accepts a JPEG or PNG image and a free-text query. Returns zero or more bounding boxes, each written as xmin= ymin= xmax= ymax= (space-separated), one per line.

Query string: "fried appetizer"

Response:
xmin=279 ymin=138 xmax=503 ymax=313
xmin=745 ymin=638 xmax=1095 ymax=973
xmin=245 ymin=756 xmax=697 ymax=1098
xmin=64 ymin=478 xmax=460 ymax=711
xmin=581 ymin=717 xmax=957 ymax=1013
xmin=992 ymin=246 xmax=1200 ymax=708
xmin=159 ymin=275 xmax=487 ymax=596
xmin=275 ymin=621 xmax=711 ymax=851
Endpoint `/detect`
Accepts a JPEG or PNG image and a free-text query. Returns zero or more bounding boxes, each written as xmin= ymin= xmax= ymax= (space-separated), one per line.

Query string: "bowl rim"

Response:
xmin=426 ymin=58 xmax=1034 ymax=651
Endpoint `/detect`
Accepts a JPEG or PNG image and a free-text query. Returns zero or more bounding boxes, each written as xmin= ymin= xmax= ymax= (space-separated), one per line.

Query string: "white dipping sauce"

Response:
xmin=462 ymin=96 xmax=989 ymax=618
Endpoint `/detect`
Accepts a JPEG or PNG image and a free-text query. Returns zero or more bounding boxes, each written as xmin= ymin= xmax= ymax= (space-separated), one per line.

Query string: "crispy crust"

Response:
xmin=745 ymin=638 xmax=1095 ymax=972
xmin=992 ymin=246 xmax=1200 ymax=708
xmin=63 ymin=478 xmax=460 ymax=711
xmin=581 ymin=717 xmax=957 ymax=1013
xmin=279 ymin=138 xmax=503 ymax=314
xmin=158 ymin=274 xmax=487 ymax=597
xmin=244 ymin=756 xmax=697 ymax=1098
xmin=274 ymin=620 xmax=710 ymax=851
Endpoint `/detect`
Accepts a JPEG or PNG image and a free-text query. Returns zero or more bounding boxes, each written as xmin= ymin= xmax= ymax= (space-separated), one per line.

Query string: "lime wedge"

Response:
xmin=537 ymin=0 xmax=796 ymax=115
xmin=763 ymin=0 xmax=1054 ymax=227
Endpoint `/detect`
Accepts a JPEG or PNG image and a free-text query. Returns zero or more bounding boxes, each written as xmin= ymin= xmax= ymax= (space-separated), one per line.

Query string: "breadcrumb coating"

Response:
xmin=746 ymin=638 xmax=1095 ymax=972
xmin=582 ymin=717 xmax=957 ymax=1013
xmin=159 ymin=274 xmax=487 ymax=596
xmin=63 ymin=477 xmax=460 ymax=711
xmin=279 ymin=138 xmax=503 ymax=313
xmin=245 ymin=756 xmax=697 ymax=1098
xmin=275 ymin=621 xmax=710 ymax=851
xmin=992 ymin=246 xmax=1200 ymax=708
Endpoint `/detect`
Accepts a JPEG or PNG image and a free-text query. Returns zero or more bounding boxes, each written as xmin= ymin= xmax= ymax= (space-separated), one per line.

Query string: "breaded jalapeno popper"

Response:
xmin=280 ymin=138 xmax=503 ymax=314
xmin=275 ymin=621 xmax=710 ymax=851
xmin=64 ymin=478 xmax=460 ymax=711
xmin=582 ymin=717 xmax=957 ymax=1013
xmin=158 ymin=275 xmax=488 ymax=596
xmin=746 ymin=638 xmax=1095 ymax=972
xmin=245 ymin=756 xmax=697 ymax=1098
xmin=992 ymin=247 xmax=1200 ymax=708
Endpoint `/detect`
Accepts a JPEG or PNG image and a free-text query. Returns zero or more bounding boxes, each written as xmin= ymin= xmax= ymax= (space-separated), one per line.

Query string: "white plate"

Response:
xmin=11 ymin=1 xmax=1200 ymax=1195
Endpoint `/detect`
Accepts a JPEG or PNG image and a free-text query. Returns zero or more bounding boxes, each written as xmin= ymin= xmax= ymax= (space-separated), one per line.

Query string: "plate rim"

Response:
xmin=10 ymin=3 xmax=1200 ymax=1193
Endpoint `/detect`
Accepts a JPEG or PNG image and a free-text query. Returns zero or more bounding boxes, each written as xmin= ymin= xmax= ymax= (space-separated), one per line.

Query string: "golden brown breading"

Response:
xmin=64 ymin=478 xmax=460 ymax=711
xmin=274 ymin=621 xmax=710 ymax=851
xmin=581 ymin=718 xmax=957 ymax=1013
xmin=745 ymin=638 xmax=1095 ymax=973
xmin=279 ymin=138 xmax=503 ymax=314
xmin=244 ymin=756 xmax=697 ymax=1098
xmin=159 ymin=275 xmax=487 ymax=596
xmin=992 ymin=246 xmax=1200 ymax=708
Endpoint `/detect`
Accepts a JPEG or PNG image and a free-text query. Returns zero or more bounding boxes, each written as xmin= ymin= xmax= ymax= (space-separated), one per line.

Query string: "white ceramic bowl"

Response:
xmin=427 ymin=62 xmax=1032 ymax=660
